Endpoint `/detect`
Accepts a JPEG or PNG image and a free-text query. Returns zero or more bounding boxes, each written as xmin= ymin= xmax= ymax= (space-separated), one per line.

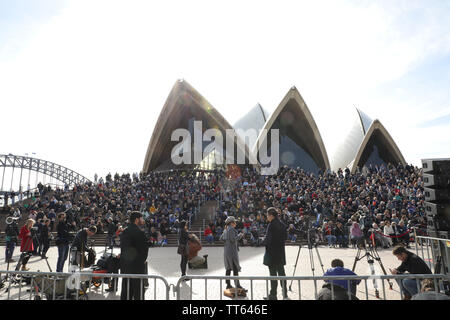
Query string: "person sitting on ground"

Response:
xmin=390 ymin=245 xmax=432 ymax=300
xmin=322 ymin=259 xmax=361 ymax=296
xmin=187 ymin=234 xmax=207 ymax=268
xmin=412 ymin=279 xmax=450 ymax=300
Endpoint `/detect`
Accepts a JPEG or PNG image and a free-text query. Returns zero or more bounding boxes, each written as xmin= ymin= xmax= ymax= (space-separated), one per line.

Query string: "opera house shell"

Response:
xmin=142 ymin=80 xmax=406 ymax=175
xmin=142 ymin=80 xmax=252 ymax=173
xmin=330 ymin=108 xmax=406 ymax=173
xmin=253 ymin=86 xmax=330 ymax=174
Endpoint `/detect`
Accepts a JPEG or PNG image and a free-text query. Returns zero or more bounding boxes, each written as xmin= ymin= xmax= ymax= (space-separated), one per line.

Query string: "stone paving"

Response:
xmin=0 ymin=243 xmax=427 ymax=300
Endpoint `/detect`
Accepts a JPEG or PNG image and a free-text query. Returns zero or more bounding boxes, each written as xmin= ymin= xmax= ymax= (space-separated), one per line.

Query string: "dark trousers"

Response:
xmin=120 ymin=278 xmax=145 ymax=300
xmin=5 ymin=241 xmax=15 ymax=261
xmin=41 ymin=238 xmax=50 ymax=256
xmin=225 ymin=265 xmax=240 ymax=288
xmin=180 ymin=254 xmax=188 ymax=276
xmin=268 ymin=264 xmax=287 ymax=298
xmin=15 ymin=252 xmax=32 ymax=270
xmin=56 ymin=244 xmax=69 ymax=272
xmin=33 ymin=237 xmax=40 ymax=254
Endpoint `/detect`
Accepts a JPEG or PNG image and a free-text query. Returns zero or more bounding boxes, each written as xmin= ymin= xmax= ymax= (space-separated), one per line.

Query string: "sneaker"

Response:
xmin=263 ymin=295 xmax=277 ymax=300
xmin=21 ymin=266 xmax=30 ymax=271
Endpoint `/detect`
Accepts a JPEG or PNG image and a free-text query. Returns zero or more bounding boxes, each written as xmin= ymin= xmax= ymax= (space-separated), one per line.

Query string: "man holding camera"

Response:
xmin=56 ymin=212 xmax=75 ymax=272
xmin=39 ymin=219 xmax=51 ymax=259
xmin=4 ymin=217 xmax=19 ymax=263
xmin=262 ymin=207 xmax=289 ymax=300
xmin=70 ymin=226 xmax=97 ymax=268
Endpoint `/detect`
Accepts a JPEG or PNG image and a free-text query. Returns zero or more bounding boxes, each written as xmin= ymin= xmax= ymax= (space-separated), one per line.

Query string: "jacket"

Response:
xmin=56 ymin=221 xmax=71 ymax=246
xmin=396 ymin=251 xmax=432 ymax=275
xmin=263 ymin=218 xmax=287 ymax=266
xmin=220 ymin=225 xmax=243 ymax=271
xmin=323 ymin=267 xmax=361 ymax=291
xmin=120 ymin=223 xmax=148 ymax=274
xmin=19 ymin=225 xmax=33 ymax=252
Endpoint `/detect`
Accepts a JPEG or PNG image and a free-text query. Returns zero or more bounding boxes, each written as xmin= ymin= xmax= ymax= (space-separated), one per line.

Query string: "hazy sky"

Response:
xmin=1 ymin=0 xmax=449 ymax=182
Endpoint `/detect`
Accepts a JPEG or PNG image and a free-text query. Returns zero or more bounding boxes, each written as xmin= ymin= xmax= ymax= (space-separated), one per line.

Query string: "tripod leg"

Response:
xmin=314 ymin=246 xmax=325 ymax=273
xmin=289 ymin=246 xmax=302 ymax=291
xmin=352 ymin=247 xmax=362 ymax=272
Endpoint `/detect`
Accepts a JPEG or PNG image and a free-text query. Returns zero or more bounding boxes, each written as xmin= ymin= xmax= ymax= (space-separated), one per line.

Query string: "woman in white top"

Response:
xmin=383 ymin=220 xmax=394 ymax=247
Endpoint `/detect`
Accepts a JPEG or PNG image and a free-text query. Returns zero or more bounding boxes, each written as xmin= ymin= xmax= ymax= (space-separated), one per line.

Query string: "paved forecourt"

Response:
xmin=0 ymin=244 xmax=413 ymax=300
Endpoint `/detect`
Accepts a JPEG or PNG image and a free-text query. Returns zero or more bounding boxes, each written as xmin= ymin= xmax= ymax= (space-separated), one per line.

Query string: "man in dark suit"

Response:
xmin=263 ymin=207 xmax=288 ymax=300
xmin=120 ymin=211 xmax=148 ymax=300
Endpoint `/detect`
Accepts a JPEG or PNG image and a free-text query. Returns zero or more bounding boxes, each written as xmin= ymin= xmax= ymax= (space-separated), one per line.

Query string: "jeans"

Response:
xmin=5 ymin=241 xmax=15 ymax=261
xmin=205 ymin=234 xmax=214 ymax=244
xmin=336 ymin=235 xmax=348 ymax=246
xmin=325 ymin=235 xmax=337 ymax=246
xmin=268 ymin=264 xmax=288 ymax=298
xmin=56 ymin=244 xmax=69 ymax=272
xmin=396 ymin=278 xmax=421 ymax=297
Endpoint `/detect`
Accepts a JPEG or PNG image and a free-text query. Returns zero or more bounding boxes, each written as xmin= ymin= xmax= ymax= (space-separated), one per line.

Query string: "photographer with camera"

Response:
xmin=70 ymin=225 xmax=97 ymax=268
xmin=39 ymin=219 xmax=51 ymax=259
xmin=17 ymin=219 xmax=35 ymax=271
xmin=55 ymin=212 xmax=75 ymax=272
xmin=4 ymin=216 xmax=19 ymax=263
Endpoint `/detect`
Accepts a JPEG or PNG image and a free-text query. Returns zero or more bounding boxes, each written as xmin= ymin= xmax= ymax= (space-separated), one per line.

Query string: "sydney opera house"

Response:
xmin=142 ymin=79 xmax=406 ymax=175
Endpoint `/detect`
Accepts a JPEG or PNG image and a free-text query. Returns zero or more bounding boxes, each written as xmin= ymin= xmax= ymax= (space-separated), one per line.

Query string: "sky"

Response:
xmin=0 ymin=0 xmax=449 ymax=183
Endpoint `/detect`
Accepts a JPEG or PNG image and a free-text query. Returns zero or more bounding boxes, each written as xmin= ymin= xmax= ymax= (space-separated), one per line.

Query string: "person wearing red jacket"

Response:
xmin=18 ymin=219 xmax=35 ymax=271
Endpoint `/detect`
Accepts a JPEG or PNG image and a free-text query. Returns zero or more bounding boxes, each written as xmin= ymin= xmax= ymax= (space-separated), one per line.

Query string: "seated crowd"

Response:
xmin=2 ymin=162 xmax=428 ymax=249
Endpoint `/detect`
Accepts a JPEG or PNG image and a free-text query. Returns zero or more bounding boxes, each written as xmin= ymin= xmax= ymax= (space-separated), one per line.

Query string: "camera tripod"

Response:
xmin=351 ymin=232 xmax=393 ymax=299
xmin=288 ymin=227 xmax=325 ymax=292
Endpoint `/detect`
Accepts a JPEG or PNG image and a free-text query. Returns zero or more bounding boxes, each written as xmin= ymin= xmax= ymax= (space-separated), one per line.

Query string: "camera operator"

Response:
xmin=70 ymin=226 xmax=97 ymax=268
xmin=4 ymin=217 xmax=19 ymax=263
xmin=106 ymin=217 xmax=117 ymax=249
xmin=31 ymin=219 xmax=41 ymax=256
xmin=17 ymin=219 xmax=35 ymax=271
xmin=55 ymin=212 xmax=75 ymax=272
xmin=39 ymin=219 xmax=51 ymax=259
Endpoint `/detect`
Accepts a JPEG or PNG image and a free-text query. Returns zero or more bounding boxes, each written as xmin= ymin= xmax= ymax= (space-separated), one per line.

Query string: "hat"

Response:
xmin=225 ymin=216 xmax=236 ymax=225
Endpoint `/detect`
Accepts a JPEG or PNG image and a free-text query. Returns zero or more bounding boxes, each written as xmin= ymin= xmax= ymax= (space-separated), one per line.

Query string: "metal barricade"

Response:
xmin=415 ymin=235 xmax=450 ymax=274
xmin=0 ymin=270 xmax=170 ymax=300
xmin=174 ymin=274 xmax=450 ymax=300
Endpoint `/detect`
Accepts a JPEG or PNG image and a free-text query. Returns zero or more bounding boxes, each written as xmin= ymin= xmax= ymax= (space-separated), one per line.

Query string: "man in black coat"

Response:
xmin=262 ymin=207 xmax=288 ymax=300
xmin=120 ymin=211 xmax=148 ymax=300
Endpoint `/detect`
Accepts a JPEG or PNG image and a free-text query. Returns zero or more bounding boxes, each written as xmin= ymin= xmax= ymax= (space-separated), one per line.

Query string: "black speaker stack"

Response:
xmin=422 ymin=158 xmax=450 ymax=239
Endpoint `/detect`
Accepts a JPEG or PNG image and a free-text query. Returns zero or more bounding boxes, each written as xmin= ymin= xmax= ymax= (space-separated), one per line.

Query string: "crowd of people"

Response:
xmin=2 ymin=162 xmax=429 ymax=254
xmin=208 ymin=163 xmax=427 ymax=250
xmin=1 ymin=162 xmax=448 ymax=301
